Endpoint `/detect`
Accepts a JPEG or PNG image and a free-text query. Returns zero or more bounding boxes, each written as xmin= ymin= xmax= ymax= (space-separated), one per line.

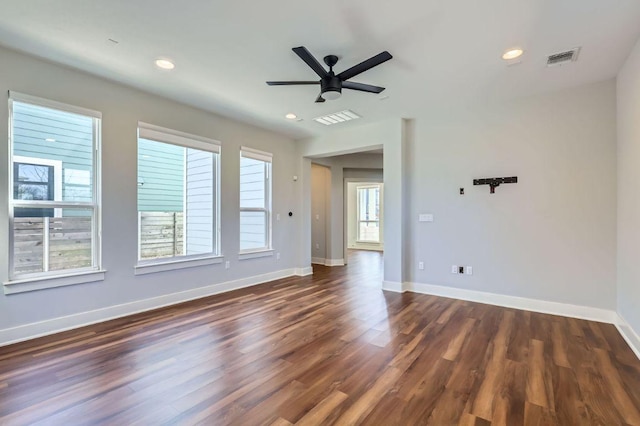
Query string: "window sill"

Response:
xmin=238 ymin=249 xmax=274 ymax=260
xmin=135 ymin=255 xmax=224 ymax=275
xmin=3 ymin=269 xmax=106 ymax=295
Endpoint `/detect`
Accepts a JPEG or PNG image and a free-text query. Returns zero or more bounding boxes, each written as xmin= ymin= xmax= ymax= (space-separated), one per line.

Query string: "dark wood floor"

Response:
xmin=1 ymin=250 xmax=639 ymax=425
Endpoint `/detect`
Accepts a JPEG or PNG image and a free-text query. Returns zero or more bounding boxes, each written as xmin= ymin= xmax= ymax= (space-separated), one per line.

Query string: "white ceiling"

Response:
xmin=1 ymin=0 xmax=639 ymax=139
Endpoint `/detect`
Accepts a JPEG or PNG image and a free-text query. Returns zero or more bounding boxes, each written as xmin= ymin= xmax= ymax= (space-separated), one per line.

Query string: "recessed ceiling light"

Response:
xmin=285 ymin=113 xmax=297 ymax=120
xmin=45 ymin=138 xmax=56 ymax=142
xmin=155 ymin=58 xmax=175 ymax=70
xmin=502 ymin=48 xmax=524 ymax=60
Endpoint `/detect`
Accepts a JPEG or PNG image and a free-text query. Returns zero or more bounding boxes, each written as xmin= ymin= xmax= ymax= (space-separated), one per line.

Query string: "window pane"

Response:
xmin=138 ymin=138 xmax=216 ymax=260
xmin=358 ymin=187 xmax=380 ymax=221
xmin=49 ymin=209 xmax=93 ymax=272
xmin=12 ymin=214 xmax=45 ymax=275
xmin=358 ymin=221 xmax=380 ymax=242
xmin=12 ymin=102 xmax=94 ymax=202
xmin=240 ymin=156 xmax=266 ymax=209
xmin=17 ymin=164 xmax=50 ymax=183
xmin=240 ymin=211 xmax=267 ymax=251
xmin=12 ymin=207 xmax=94 ymax=275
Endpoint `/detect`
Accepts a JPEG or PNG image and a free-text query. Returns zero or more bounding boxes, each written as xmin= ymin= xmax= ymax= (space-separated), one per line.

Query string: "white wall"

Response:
xmin=0 ymin=46 xmax=301 ymax=340
xmin=617 ymin=38 xmax=640 ymax=342
xmin=408 ymin=80 xmax=617 ymax=310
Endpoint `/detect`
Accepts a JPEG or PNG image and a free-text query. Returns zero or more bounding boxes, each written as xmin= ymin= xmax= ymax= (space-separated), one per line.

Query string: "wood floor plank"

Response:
xmin=0 ymin=250 xmax=639 ymax=425
xmin=295 ymin=390 xmax=348 ymax=426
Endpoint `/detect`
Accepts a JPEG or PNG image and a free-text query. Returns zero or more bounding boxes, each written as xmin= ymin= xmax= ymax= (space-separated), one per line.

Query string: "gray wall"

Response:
xmin=310 ymin=164 xmax=330 ymax=262
xmin=617 ymin=39 xmax=640 ymax=336
xmin=0 ymin=46 xmax=300 ymax=333
xmin=408 ymin=80 xmax=617 ymax=309
xmin=299 ymin=81 xmax=617 ymax=310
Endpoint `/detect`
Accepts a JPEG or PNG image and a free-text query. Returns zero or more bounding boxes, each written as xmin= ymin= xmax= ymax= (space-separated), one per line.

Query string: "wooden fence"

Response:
xmin=13 ymin=216 xmax=92 ymax=275
xmin=139 ymin=212 xmax=184 ymax=260
xmin=13 ymin=212 xmax=184 ymax=274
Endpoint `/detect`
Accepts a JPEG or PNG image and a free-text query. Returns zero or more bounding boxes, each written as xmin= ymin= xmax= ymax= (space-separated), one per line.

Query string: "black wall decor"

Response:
xmin=473 ymin=176 xmax=518 ymax=194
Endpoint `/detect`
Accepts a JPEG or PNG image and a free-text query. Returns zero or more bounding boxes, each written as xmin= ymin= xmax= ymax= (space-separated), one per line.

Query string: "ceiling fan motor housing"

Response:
xmin=321 ymin=76 xmax=342 ymax=100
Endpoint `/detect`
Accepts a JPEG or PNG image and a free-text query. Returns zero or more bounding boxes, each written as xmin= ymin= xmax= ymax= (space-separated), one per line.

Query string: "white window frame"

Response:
xmin=5 ymin=91 xmax=103 ymax=294
xmin=135 ymin=122 xmax=222 ymax=274
xmin=356 ymin=184 xmax=382 ymax=244
xmin=239 ymin=146 xmax=272 ymax=256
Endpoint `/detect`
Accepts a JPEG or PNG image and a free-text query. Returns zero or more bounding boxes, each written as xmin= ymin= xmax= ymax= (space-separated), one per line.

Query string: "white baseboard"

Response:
xmin=382 ymin=281 xmax=404 ymax=293
xmin=0 ymin=268 xmax=298 ymax=348
xmin=295 ymin=266 xmax=313 ymax=276
xmin=403 ymin=282 xmax=617 ymax=324
xmin=615 ymin=314 xmax=640 ymax=360
xmin=348 ymin=245 xmax=383 ymax=252
xmin=311 ymin=258 xmax=345 ymax=267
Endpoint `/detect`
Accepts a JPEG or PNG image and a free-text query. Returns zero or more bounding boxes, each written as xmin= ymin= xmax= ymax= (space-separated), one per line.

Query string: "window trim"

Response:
xmin=136 ymin=123 xmax=221 ymax=267
xmin=239 ymin=147 xmax=272 ymax=254
xmin=7 ymin=92 xmax=102 ymax=288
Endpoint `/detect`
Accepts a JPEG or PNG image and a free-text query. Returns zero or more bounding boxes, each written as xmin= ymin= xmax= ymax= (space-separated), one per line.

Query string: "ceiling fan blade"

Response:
xmin=292 ymin=46 xmax=329 ymax=79
xmin=342 ymin=81 xmax=386 ymax=94
xmin=266 ymin=81 xmax=319 ymax=86
xmin=337 ymin=51 xmax=392 ymax=81
xmin=315 ymin=94 xmax=326 ymax=103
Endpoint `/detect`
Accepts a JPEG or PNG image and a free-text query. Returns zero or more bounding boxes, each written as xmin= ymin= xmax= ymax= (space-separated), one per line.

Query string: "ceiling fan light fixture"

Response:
xmin=321 ymin=89 xmax=342 ymax=100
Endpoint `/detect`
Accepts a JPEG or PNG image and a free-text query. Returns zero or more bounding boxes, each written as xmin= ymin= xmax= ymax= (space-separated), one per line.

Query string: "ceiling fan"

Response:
xmin=266 ymin=46 xmax=392 ymax=103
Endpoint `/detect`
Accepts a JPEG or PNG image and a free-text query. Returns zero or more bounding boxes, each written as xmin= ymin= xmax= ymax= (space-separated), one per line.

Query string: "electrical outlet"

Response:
xmin=418 ymin=261 xmax=424 ymax=270
xmin=466 ymin=266 xmax=473 ymax=275
xmin=315 ymin=243 xmax=320 ymax=250
xmin=458 ymin=266 xmax=465 ymax=274
xmin=225 ymin=261 xmax=230 ymax=269
xmin=451 ymin=265 xmax=458 ymax=274
xmin=276 ymin=252 xmax=281 ymax=260
xmin=276 ymin=213 xmax=280 ymax=221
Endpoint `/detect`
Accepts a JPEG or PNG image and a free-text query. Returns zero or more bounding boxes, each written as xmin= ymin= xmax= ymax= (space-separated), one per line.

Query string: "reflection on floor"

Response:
xmin=1 ymin=250 xmax=639 ymax=424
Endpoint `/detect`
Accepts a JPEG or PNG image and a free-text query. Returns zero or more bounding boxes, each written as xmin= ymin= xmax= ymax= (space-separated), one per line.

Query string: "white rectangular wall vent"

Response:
xmin=313 ymin=110 xmax=361 ymax=126
xmin=547 ymin=47 xmax=581 ymax=67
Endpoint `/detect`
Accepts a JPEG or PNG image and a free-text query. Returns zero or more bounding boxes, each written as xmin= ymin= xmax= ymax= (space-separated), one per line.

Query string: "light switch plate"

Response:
xmin=419 ymin=214 xmax=434 ymax=222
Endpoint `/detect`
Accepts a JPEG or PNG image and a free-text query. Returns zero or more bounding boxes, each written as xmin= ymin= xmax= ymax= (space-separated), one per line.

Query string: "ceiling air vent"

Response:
xmin=547 ymin=47 xmax=581 ymax=67
xmin=313 ymin=110 xmax=361 ymax=126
